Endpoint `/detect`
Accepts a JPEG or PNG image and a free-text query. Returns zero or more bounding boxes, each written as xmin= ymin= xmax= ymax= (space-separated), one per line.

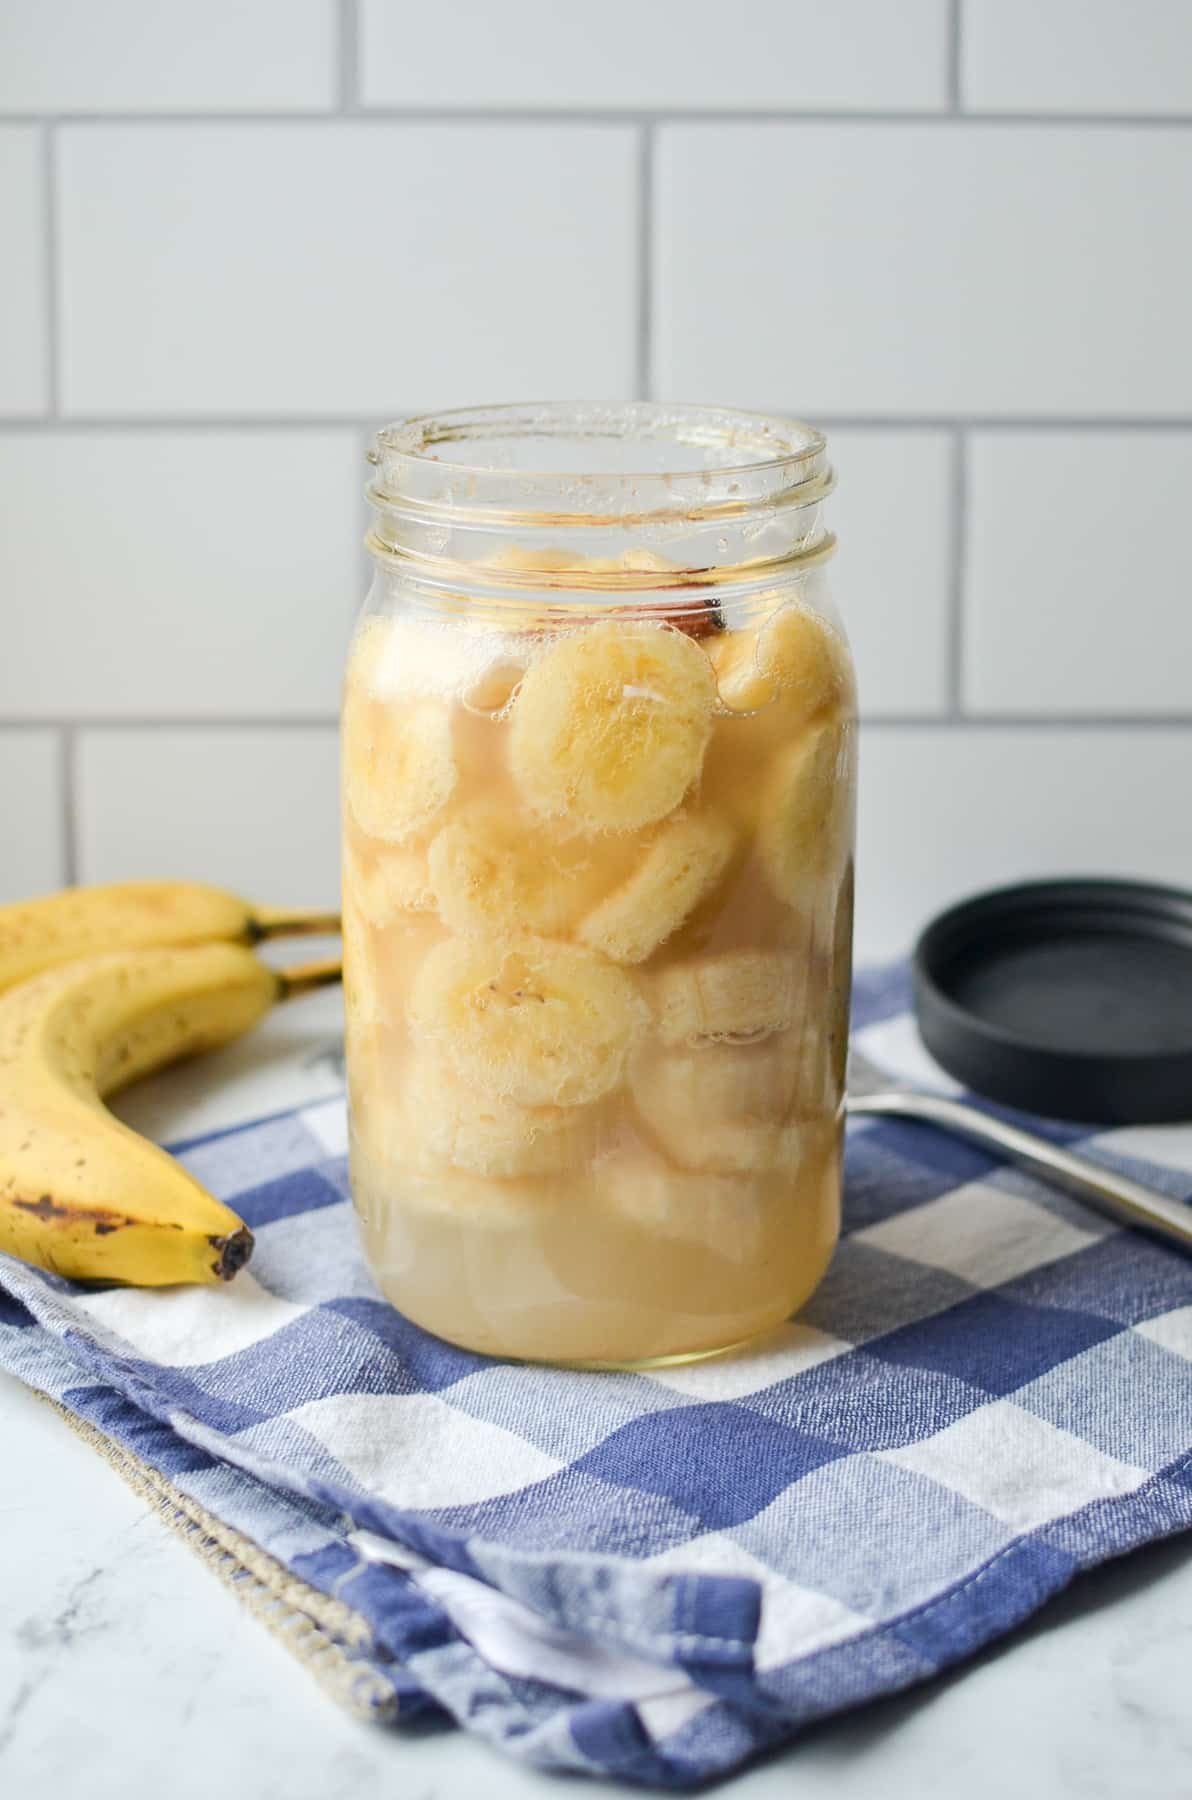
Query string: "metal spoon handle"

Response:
xmin=850 ymin=1089 xmax=1192 ymax=1254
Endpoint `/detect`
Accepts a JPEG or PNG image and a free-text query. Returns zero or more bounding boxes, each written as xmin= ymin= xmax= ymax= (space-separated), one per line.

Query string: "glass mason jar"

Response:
xmin=341 ymin=403 xmax=855 ymax=1367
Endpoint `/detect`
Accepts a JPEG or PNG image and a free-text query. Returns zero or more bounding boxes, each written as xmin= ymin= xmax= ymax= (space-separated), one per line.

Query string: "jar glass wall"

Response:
xmin=342 ymin=403 xmax=855 ymax=1366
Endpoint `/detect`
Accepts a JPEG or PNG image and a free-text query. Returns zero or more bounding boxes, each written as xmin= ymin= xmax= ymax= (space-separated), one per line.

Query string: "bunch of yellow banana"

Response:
xmin=0 ymin=883 xmax=341 ymax=1287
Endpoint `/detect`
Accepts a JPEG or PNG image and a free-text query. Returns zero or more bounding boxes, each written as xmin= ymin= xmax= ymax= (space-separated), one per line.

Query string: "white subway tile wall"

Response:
xmin=0 ymin=126 xmax=46 ymax=414
xmin=0 ymin=1 xmax=338 ymax=114
xmin=962 ymin=0 xmax=1192 ymax=117
xmin=857 ymin=728 xmax=1192 ymax=959
xmin=654 ymin=123 xmax=1192 ymax=417
xmin=0 ymin=433 xmax=358 ymax=718
xmin=58 ymin=124 xmax=639 ymax=416
xmin=0 ymin=733 xmax=63 ymax=901
xmin=77 ymin=730 xmax=341 ymax=907
xmin=827 ymin=430 xmax=955 ymax=717
xmin=2 ymin=3 xmax=1189 ymax=956
xmin=964 ymin=433 xmax=1192 ymax=717
xmin=358 ymin=0 xmax=951 ymax=113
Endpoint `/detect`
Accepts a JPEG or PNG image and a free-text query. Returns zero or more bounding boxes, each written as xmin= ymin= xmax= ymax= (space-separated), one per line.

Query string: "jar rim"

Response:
xmin=368 ymin=401 xmax=831 ymax=530
xmin=372 ymin=400 xmax=825 ymax=481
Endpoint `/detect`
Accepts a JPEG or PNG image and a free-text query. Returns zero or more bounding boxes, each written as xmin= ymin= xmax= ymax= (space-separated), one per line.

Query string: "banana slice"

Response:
xmin=404 ymin=1056 xmax=600 ymax=1178
xmin=632 ymin=1032 xmax=803 ymax=1128
xmin=409 ymin=935 xmax=648 ymax=1108
xmin=345 ymin=838 xmax=437 ymax=925
xmin=343 ymin=613 xmax=392 ymax=694
xmin=655 ymin=1116 xmax=804 ymax=1178
xmin=757 ymin=719 xmax=854 ymax=908
xmin=509 ymin=621 xmax=716 ymax=832
xmin=710 ymin=602 xmax=851 ymax=724
xmin=342 ymin=686 xmax=457 ymax=845
xmin=576 ymin=812 xmax=736 ymax=965
xmin=352 ymin=1129 xmax=559 ymax=1230
xmin=592 ymin=1154 xmax=771 ymax=1257
xmin=631 ymin=1033 xmax=813 ymax=1172
xmin=428 ymin=805 xmax=613 ymax=940
xmin=399 ymin=1168 xmax=561 ymax=1228
xmin=342 ymin=899 xmax=383 ymax=1031
xmin=652 ymin=948 xmax=800 ymax=1048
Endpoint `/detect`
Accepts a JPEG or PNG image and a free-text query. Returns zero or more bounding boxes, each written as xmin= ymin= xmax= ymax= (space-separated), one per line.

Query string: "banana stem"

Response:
xmin=276 ymin=958 xmax=344 ymax=1001
xmin=250 ymin=905 xmax=342 ymax=941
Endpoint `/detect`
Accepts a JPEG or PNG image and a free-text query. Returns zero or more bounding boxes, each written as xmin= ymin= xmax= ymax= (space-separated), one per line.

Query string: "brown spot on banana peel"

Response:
xmin=13 ymin=1194 xmax=138 ymax=1232
xmin=11 ymin=1195 xmax=222 ymax=1255
xmin=14 ymin=1193 xmax=73 ymax=1221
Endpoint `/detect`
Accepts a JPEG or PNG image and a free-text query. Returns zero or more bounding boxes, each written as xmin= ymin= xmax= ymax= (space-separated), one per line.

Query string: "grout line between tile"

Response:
xmin=0 ymin=417 xmax=386 ymax=432
xmin=859 ymin=716 xmax=1192 ymax=731
xmin=60 ymin=726 xmax=78 ymax=884
xmin=11 ymin=108 xmax=1192 ymax=127
xmin=3 ymin=416 xmax=1192 ymax=434
xmin=635 ymin=123 xmax=655 ymax=402
xmin=947 ymin=428 xmax=967 ymax=717
xmin=0 ymin=717 xmax=341 ymax=732
xmin=337 ymin=0 xmax=358 ymax=114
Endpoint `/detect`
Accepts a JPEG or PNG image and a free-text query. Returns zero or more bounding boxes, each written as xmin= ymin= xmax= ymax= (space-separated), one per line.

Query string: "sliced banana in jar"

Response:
xmin=576 ymin=811 xmax=736 ymax=966
xmin=408 ymin=934 xmax=648 ymax=1108
xmin=404 ymin=1055 xmax=602 ymax=1179
xmin=345 ymin=838 xmax=437 ymax=924
xmin=342 ymin=900 xmax=385 ymax=1032
xmin=509 ymin=620 xmax=716 ymax=832
xmin=632 ymin=1081 xmax=807 ymax=1175
xmin=651 ymin=948 xmax=801 ymax=1048
xmin=428 ymin=805 xmax=613 ymax=940
xmin=343 ymin=687 xmax=457 ymax=845
xmin=401 ymin=1169 xmax=562 ymax=1227
xmin=354 ymin=1136 xmax=562 ymax=1229
xmin=710 ymin=602 xmax=851 ymax=724
xmin=757 ymin=719 xmax=854 ymax=908
xmin=631 ymin=1033 xmax=803 ymax=1129
xmin=592 ymin=1154 xmax=773 ymax=1257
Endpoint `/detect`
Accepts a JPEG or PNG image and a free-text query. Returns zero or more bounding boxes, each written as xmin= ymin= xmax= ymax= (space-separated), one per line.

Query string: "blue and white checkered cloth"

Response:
xmin=2 ymin=965 xmax=1191 ymax=1788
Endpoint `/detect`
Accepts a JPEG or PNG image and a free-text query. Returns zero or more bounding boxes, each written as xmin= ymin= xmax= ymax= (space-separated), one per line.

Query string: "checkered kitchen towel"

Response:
xmin=2 ymin=965 xmax=1192 ymax=1788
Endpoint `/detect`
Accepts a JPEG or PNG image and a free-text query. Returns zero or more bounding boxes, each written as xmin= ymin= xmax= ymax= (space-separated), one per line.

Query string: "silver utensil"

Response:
xmin=846 ymin=1046 xmax=1192 ymax=1254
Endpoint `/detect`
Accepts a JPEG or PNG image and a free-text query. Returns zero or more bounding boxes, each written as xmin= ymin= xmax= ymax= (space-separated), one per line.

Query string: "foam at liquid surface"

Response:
xmin=342 ymin=581 xmax=855 ymax=1365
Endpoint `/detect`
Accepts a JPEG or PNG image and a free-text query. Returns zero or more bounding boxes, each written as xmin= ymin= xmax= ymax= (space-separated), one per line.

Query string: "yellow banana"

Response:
xmin=0 ymin=944 xmax=341 ymax=1286
xmin=0 ymin=881 xmax=341 ymax=996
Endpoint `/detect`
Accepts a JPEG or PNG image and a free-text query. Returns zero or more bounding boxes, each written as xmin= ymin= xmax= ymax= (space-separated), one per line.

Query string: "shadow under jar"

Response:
xmin=342 ymin=402 xmax=856 ymax=1367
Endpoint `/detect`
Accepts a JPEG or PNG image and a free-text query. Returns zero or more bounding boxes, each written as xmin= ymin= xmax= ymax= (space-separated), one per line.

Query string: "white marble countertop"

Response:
xmin=2 ymin=987 xmax=1191 ymax=1798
